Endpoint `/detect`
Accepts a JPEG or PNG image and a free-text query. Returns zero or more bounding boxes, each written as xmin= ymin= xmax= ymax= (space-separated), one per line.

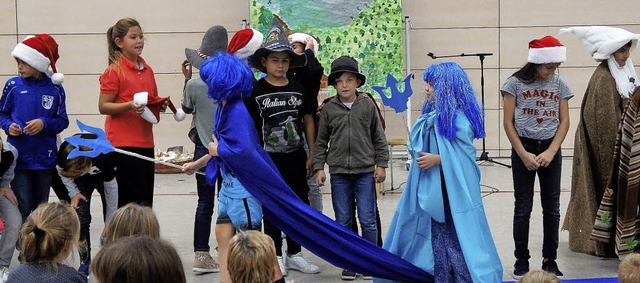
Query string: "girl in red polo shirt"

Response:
xmin=98 ymin=18 xmax=166 ymax=207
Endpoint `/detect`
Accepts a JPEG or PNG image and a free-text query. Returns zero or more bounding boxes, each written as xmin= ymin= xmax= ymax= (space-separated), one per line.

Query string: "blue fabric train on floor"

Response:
xmin=206 ymin=97 xmax=433 ymax=282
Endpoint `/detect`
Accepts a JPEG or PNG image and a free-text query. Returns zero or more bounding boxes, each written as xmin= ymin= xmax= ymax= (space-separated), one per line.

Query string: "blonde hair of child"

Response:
xmin=517 ymin=270 xmax=561 ymax=283
xmin=227 ymin=230 xmax=277 ymax=283
xmin=107 ymin=18 xmax=141 ymax=65
xmin=102 ymin=203 xmax=160 ymax=244
xmin=91 ymin=236 xmax=186 ymax=283
xmin=619 ymin=254 xmax=640 ymax=283
xmin=20 ymin=202 xmax=80 ymax=263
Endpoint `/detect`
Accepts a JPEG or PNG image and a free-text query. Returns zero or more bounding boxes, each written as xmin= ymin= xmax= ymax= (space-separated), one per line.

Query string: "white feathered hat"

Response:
xmin=559 ymin=26 xmax=640 ymax=61
xmin=288 ymin=33 xmax=319 ymax=56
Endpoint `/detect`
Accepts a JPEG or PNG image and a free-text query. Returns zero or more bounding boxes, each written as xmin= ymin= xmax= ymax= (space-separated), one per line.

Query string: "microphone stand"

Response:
xmin=428 ymin=52 xmax=510 ymax=169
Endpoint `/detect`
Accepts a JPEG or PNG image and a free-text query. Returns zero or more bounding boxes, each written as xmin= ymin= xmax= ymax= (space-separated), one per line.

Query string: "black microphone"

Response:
xmin=427 ymin=52 xmax=436 ymax=59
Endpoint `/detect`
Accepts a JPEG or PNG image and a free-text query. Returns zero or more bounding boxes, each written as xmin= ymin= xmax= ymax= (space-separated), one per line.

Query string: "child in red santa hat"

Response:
xmin=502 ymin=35 xmax=573 ymax=279
xmin=0 ymin=33 xmax=69 ymax=221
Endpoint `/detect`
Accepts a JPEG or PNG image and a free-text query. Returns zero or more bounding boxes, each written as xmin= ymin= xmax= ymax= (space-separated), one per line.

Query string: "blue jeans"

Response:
xmin=330 ymin=172 xmax=377 ymax=245
xmin=11 ymin=169 xmax=53 ymax=221
xmin=511 ymin=137 xmax=562 ymax=260
xmin=193 ymin=141 xmax=216 ymax=252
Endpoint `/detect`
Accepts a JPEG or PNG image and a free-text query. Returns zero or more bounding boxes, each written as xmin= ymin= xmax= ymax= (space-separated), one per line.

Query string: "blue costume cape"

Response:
xmin=206 ymin=99 xmax=433 ymax=282
xmin=375 ymin=110 xmax=503 ymax=283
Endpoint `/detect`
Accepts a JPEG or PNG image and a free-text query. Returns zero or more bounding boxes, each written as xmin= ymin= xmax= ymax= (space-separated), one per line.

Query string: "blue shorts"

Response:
xmin=217 ymin=193 xmax=262 ymax=231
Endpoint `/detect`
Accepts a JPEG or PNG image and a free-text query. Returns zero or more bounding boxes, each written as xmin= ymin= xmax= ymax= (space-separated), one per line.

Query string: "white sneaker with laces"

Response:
xmin=192 ymin=251 xmax=220 ymax=274
xmin=277 ymin=256 xmax=287 ymax=276
xmin=286 ymin=252 xmax=320 ymax=274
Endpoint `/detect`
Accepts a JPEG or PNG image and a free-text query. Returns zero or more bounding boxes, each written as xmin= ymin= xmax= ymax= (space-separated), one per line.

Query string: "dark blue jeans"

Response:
xmin=12 ymin=169 xmax=53 ymax=221
xmin=193 ymin=141 xmax=217 ymax=252
xmin=331 ymin=172 xmax=378 ymax=245
xmin=511 ymin=137 xmax=562 ymax=261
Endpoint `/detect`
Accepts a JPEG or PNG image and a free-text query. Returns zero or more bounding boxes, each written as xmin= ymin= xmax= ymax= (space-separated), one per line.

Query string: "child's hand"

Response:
xmin=8 ymin=123 xmax=22 ymax=136
xmin=306 ymin=158 xmax=313 ymax=178
xmin=316 ymin=170 xmax=326 ymax=187
xmin=207 ymin=135 xmax=219 ymax=157
xmin=160 ymin=99 xmax=169 ymax=113
xmin=24 ymin=119 xmax=44 ymax=135
xmin=182 ymin=162 xmax=197 ymax=175
xmin=305 ymin=38 xmax=315 ymax=51
xmin=416 ymin=152 xmax=440 ymax=169
xmin=535 ymin=150 xmax=555 ymax=168
xmin=181 ymin=60 xmax=192 ymax=80
xmin=70 ymin=193 xmax=88 ymax=209
xmin=131 ymin=101 xmax=145 ymax=114
xmin=0 ymin=187 xmax=17 ymax=206
xmin=374 ymin=166 xmax=386 ymax=183
xmin=520 ymin=152 xmax=540 ymax=171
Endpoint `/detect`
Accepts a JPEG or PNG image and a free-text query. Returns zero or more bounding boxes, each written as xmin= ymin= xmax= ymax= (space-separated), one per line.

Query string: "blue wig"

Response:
xmin=199 ymin=52 xmax=254 ymax=101
xmin=422 ymin=62 xmax=485 ymax=140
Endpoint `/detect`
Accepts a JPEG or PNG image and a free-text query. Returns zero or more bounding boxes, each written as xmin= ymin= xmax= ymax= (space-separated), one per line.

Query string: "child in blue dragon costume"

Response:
xmin=376 ymin=62 xmax=503 ymax=282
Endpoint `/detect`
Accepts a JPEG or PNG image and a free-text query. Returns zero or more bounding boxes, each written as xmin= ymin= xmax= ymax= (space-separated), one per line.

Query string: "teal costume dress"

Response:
xmin=376 ymin=110 xmax=503 ymax=282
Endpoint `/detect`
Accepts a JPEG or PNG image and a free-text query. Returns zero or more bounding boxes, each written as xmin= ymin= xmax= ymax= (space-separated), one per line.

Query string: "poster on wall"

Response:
xmin=250 ymin=0 xmax=403 ymax=96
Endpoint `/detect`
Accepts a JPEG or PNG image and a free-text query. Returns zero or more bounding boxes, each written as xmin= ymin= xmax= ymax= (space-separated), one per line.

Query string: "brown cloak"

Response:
xmin=563 ymin=62 xmax=625 ymax=256
xmin=591 ymin=86 xmax=640 ymax=256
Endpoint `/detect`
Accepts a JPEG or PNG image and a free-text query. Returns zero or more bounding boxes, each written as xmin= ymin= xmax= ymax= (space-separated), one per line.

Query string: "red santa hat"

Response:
xmin=527 ymin=35 xmax=566 ymax=64
xmin=227 ymin=28 xmax=263 ymax=60
xmin=134 ymin=93 xmax=186 ymax=124
xmin=288 ymin=33 xmax=319 ymax=56
xmin=12 ymin=34 xmax=64 ymax=85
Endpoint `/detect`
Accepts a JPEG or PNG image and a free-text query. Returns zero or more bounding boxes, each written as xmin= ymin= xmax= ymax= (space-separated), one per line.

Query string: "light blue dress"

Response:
xmin=376 ymin=110 xmax=503 ymax=283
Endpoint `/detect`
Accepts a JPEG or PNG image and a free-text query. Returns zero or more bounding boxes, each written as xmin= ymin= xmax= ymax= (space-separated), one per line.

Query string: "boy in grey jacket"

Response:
xmin=313 ymin=56 xmax=388 ymax=280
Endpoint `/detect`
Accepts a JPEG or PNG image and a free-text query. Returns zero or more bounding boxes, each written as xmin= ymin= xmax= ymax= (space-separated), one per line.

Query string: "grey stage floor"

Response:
xmin=14 ymin=156 xmax=622 ymax=282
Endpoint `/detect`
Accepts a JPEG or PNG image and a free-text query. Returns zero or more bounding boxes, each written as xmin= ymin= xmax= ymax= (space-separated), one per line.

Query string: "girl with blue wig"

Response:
xmin=377 ymin=62 xmax=503 ymax=283
xmin=183 ymin=52 xmax=280 ymax=283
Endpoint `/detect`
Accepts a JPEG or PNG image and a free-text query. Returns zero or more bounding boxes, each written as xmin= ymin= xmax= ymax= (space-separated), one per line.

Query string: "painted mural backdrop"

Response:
xmin=250 ymin=0 xmax=403 ymax=95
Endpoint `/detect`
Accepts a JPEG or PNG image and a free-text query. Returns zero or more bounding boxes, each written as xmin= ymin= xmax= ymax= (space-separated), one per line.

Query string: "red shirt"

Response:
xmin=99 ymin=55 xmax=159 ymax=148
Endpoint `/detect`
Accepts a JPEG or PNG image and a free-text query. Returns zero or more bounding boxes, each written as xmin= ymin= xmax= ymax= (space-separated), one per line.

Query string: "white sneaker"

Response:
xmin=192 ymin=252 xmax=220 ymax=274
xmin=0 ymin=267 xmax=8 ymax=283
xmin=286 ymin=252 xmax=320 ymax=274
xmin=277 ymin=256 xmax=287 ymax=276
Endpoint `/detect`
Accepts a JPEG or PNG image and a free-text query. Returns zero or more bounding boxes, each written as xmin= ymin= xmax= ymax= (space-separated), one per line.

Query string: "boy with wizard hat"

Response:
xmin=244 ymin=18 xmax=320 ymax=277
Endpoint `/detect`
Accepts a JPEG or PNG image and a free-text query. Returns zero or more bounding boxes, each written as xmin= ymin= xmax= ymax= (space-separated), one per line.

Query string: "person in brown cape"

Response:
xmin=591 ymin=85 xmax=640 ymax=257
xmin=559 ymin=26 xmax=640 ymax=256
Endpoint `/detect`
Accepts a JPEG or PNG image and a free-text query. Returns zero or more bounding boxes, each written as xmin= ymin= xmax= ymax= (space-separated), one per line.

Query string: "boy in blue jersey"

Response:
xmin=0 ymin=34 xmax=68 ymax=220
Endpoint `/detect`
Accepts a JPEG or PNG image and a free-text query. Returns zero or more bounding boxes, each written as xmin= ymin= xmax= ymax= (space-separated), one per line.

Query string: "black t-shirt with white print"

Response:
xmin=244 ymin=78 xmax=314 ymax=154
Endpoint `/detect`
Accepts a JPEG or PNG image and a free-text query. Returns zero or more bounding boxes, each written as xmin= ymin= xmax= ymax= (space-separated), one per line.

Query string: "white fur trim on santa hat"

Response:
xmin=12 ymin=37 xmax=64 ymax=85
xmin=288 ymin=33 xmax=319 ymax=56
xmin=234 ymin=29 xmax=263 ymax=60
xmin=559 ymin=26 xmax=640 ymax=61
xmin=528 ymin=46 xmax=566 ymax=64
xmin=174 ymin=108 xmax=186 ymax=121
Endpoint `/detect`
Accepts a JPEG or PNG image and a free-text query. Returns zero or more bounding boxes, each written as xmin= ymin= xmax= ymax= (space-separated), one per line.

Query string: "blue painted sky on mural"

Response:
xmin=256 ymin=0 xmax=375 ymax=28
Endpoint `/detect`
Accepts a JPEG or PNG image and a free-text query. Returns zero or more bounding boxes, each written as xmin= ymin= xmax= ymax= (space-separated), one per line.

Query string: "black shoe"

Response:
xmin=341 ymin=269 xmax=356 ymax=281
xmin=542 ymin=260 xmax=564 ymax=278
xmin=512 ymin=259 xmax=529 ymax=279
